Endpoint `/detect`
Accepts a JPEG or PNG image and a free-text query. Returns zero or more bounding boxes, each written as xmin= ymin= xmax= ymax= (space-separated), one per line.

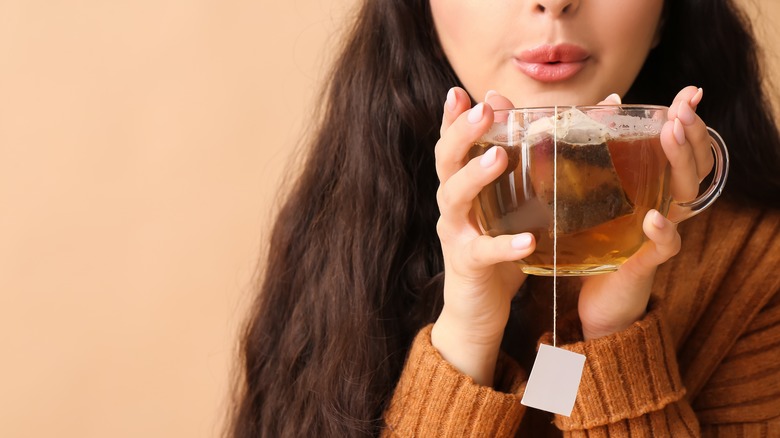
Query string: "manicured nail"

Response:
xmin=468 ymin=103 xmax=485 ymax=124
xmin=485 ymin=90 xmax=499 ymax=101
xmin=480 ymin=146 xmax=498 ymax=167
xmin=678 ymin=101 xmax=696 ymax=125
xmin=606 ymin=93 xmax=622 ymax=104
xmin=511 ymin=234 xmax=533 ymax=249
xmin=446 ymin=88 xmax=457 ymax=111
xmin=652 ymin=210 xmax=667 ymax=229
xmin=673 ymin=118 xmax=686 ymax=145
xmin=690 ymin=87 xmax=703 ymax=107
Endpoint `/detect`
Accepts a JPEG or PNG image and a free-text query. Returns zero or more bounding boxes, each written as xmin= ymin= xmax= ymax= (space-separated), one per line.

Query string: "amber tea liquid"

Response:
xmin=470 ymin=135 xmax=670 ymax=275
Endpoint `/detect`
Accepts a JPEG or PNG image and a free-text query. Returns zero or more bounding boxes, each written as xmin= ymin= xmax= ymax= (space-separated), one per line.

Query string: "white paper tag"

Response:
xmin=521 ymin=344 xmax=586 ymax=417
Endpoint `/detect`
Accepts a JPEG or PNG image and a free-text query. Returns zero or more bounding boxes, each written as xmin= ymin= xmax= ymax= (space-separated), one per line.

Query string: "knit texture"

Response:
xmin=551 ymin=307 xmax=686 ymax=430
xmin=382 ymin=325 xmax=527 ymax=437
xmin=382 ymin=201 xmax=780 ymax=437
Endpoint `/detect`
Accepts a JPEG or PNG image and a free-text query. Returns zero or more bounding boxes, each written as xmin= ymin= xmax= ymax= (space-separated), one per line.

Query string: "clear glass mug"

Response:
xmin=468 ymin=105 xmax=729 ymax=276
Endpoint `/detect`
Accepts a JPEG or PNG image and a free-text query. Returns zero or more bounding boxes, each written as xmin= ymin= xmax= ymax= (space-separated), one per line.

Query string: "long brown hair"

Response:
xmin=228 ymin=0 xmax=780 ymax=436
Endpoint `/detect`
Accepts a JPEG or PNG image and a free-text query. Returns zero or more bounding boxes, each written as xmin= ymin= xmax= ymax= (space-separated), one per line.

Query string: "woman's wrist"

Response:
xmin=582 ymin=321 xmax=632 ymax=341
xmin=581 ymin=309 xmax=647 ymax=341
xmin=431 ymin=311 xmax=504 ymax=387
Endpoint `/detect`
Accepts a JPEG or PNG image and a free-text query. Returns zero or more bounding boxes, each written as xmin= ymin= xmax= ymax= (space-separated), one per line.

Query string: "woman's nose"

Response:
xmin=533 ymin=0 xmax=581 ymax=17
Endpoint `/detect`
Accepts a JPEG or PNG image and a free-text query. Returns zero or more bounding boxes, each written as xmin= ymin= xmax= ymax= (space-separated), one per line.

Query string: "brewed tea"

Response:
xmin=469 ymin=134 xmax=669 ymax=275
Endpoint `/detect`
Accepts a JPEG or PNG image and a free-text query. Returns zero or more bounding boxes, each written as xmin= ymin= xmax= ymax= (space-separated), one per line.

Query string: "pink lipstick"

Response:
xmin=514 ymin=44 xmax=590 ymax=83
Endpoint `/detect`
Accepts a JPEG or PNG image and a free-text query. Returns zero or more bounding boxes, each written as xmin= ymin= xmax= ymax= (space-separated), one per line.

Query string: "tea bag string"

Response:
xmin=553 ymin=105 xmax=558 ymax=348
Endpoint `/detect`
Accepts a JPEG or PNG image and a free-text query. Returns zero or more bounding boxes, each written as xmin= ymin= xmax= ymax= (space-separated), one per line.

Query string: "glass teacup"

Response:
xmin=469 ymin=105 xmax=729 ymax=276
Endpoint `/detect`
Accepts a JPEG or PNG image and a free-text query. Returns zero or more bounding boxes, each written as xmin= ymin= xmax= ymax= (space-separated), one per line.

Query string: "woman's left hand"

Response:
xmin=578 ymin=86 xmax=714 ymax=340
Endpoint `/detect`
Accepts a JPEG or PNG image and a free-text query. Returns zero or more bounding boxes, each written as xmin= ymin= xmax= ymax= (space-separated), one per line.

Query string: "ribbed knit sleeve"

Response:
xmin=695 ymin=290 xmax=780 ymax=436
xmin=381 ymin=325 xmax=527 ymax=438
xmin=548 ymin=303 xmax=700 ymax=436
xmin=678 ymin=208 xmax=780 ymax=436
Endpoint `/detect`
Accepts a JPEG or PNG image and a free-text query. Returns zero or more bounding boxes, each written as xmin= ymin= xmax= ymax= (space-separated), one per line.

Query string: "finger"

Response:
xmin=662 ymin=89 xmax=715 ymax=198
xmin=484 ymin=90 xmax=515 ymax=123
xmin=435 ymin=102 xmax=495 ymax=182
xmin=661 ymin=118 xmax=700 ymax=202
xmin=437 ymin=144 xmax=508 ymax=224
xmin=667 ymin=86 xmax=702 ymax=119
xmin=441 ymin=87 xmax=472 ymax=137
xmin=619 ymin=210 xmax=681 ymax=279
xmin=596 ymin=93 xmax=622 ymax=105
xmin=676 ymin=98 xmax=715 ymax=180
xmin=484 ymin=90 xmax=515 ymax=110
xmin=456 ymin=233 xmax=536 ymax=270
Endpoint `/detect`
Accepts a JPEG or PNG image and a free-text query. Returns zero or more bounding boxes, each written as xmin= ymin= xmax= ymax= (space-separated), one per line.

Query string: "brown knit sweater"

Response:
xmin=382 ymin=200 xmax=780 ymax=437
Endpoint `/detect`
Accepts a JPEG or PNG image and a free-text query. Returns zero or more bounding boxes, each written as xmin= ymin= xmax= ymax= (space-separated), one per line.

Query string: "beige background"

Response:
xmin=0 ymin=1 xmax=777 ymax=437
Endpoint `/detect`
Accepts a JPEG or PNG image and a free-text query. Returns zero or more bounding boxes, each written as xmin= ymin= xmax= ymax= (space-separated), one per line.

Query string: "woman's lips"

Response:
xmin=514 ymin=44 xmax=590 ymax=83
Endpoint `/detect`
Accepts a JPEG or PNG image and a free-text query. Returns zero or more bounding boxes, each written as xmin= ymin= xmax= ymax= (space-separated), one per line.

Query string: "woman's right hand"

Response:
xmin=430 ymin=87 xmax=535 ymax=386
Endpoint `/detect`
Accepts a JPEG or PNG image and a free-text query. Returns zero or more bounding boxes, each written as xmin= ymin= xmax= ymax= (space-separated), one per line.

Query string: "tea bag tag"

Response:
xmin=520 ymin=343 xmax=586 ymax=417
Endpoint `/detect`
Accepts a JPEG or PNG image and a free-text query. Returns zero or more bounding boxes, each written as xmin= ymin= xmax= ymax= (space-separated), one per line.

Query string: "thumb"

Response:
xmin=597 ymin=93 xmax=622 ymax=105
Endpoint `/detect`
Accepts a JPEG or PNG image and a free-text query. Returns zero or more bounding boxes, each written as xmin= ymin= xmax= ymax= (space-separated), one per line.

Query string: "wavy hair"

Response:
xmin=228 ymin=0 xmax=780 ymax=436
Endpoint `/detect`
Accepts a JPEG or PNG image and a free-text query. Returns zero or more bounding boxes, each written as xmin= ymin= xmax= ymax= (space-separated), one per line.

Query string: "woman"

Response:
xmin=229 ymin=0 xmax=780 ymax=436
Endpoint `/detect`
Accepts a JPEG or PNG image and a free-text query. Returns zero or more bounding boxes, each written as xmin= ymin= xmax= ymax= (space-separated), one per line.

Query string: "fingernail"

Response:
xmin=480 ymin=146 xmax=498 ymax=167
xmin=690 ymin=87 xmax=703 ymax=107
xmin=673 ymin=118 xmax=686 ymax=145
xmin=652 ymin=210 xmax=667 ymax=229
xmin=468 ymin=103 xmax=485 ymax=124
xmin=484 ymin=90 xmax=499 ymax=101
xmin=511 ymin=234 xmax=533 ymax=249
xmin=446 ymin=88 xmax=457 ymax=111
xmin=678 ymin=101 xmax=696 ymax=125
xmin=606 ymin=93 xmax=622 ymax=104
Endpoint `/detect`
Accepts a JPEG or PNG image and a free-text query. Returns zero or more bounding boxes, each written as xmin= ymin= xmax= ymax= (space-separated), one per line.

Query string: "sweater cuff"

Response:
xmin=383 ymin=324 xmax=526 ymax=437
xmin=543 ymin=302 xmax=686 ymax=430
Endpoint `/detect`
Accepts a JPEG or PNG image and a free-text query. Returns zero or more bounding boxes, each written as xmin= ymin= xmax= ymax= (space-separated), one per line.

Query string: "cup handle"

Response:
xmin=668 ymin=127 xmax=730 ymax=223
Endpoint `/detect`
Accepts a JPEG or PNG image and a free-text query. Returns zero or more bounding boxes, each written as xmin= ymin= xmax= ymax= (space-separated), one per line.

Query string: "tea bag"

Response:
xmin=527 ymin=108 xmax=634 ymax=235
